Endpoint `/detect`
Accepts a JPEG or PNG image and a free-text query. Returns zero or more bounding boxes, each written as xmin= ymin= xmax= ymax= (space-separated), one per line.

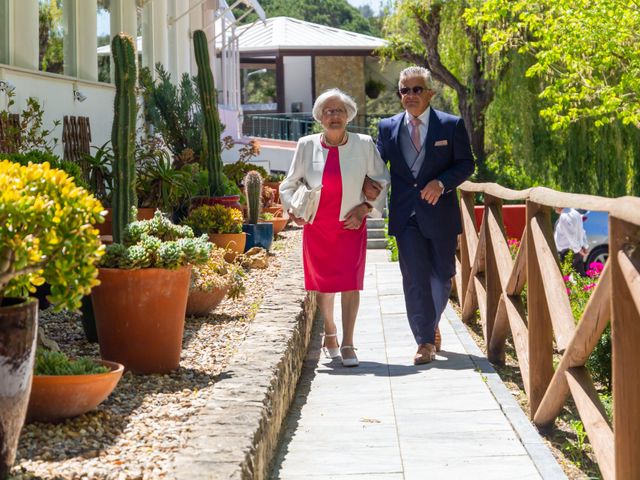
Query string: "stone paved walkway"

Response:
xmin=270 ymin=250 xmax=566 ymax=480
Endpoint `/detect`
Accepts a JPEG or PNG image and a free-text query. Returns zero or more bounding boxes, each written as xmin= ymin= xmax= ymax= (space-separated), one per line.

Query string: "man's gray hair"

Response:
xmin=312 ymin=88 xmax=358 ymax=123
xmin=398 ymin=66 xmax=435 ymax=90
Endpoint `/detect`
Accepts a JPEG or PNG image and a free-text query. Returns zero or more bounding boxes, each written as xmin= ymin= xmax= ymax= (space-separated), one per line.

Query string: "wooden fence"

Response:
xmin=455 ymin=181 xmax=640 ymax=480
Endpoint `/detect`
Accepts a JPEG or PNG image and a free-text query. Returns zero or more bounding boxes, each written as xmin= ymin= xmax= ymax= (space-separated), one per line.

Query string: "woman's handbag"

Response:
xmin=290 ymin=183 xmax=322 ymax=223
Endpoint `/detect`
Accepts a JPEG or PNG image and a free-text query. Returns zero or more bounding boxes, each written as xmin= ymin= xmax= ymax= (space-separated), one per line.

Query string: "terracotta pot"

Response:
xmin=207 ymin=232 xmax=247 ymax=262
xmin=95 ymin=207 xmax=157 ymax=237
xmin=262 ymin=204 xmax=283 ymax=216
xmin=260 ymin=217 xmax=287 ymax=236
xmin=191 ymin=195 xmax=242 ymax=212
xmin=186 ymin=286 xmax=229 ymax=317
xmin=91 ymin=266 xmax=191 ymax=374
xmin=0 ymin=298 xmax=37 ymax=479
xmin=26 ymin=360 xmax=124 ymax=423
xmin=264 ymin=181 xmax=281 ymax=204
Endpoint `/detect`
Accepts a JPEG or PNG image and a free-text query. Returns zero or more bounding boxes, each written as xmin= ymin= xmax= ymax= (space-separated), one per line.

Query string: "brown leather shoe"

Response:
xmin=414 ymin=343 xmax=436 ymax=365
xmin=435 ymin=326 xmax=442 ymax=352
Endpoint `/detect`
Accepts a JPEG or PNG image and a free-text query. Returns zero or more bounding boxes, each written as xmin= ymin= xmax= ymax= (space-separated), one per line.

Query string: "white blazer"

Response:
xmin=280 ymin=133 xmax=390 ymax=221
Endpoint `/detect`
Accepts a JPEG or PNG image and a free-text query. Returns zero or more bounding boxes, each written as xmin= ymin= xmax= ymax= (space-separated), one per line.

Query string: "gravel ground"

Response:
xmin=10 ymin=228 xmax=302 ymax=480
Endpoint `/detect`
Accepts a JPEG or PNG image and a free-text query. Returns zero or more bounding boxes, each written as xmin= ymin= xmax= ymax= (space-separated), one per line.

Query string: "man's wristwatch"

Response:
xmin=436 ymin=180 xmax=445 ymax=193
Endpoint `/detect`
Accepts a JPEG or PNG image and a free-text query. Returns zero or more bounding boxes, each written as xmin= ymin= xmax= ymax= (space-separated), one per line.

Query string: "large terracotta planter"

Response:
xmin=0 ymin=298 xmax=37 ymax=479
xmin=26 ymin=360 xmax=124 ymax=423
xmin=474 ymin=204 xmax=526 ymax=240
xmin=91 ymin=266 xmax=191 ymax=374
xmin=260 ymin=217 xmax=287 ymax=236
xmin=95 ymin=207 xmax=156 ymax=237
xmin=186 ymin=286 xmax=229 ymax=317
xmin=262 ymin=204 xmax=283 ymax=216
xmin=208 ymin=232 xmax=246 ymax=261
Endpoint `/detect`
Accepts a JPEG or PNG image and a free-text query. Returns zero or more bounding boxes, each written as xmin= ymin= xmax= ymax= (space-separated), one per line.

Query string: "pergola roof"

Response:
xmin=233 ymin=16 xmax=386 ymax=54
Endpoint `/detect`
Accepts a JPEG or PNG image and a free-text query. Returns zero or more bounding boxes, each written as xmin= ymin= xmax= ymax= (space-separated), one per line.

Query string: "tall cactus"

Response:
xmin=193 ymin=29 xmax=224 ymax=197
xmin=244 ymin=171 xmax=263 ymax=225
xmin=111 ymin=33 xmax=138 ymax=244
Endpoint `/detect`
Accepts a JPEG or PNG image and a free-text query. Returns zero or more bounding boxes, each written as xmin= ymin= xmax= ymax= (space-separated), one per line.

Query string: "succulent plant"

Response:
xmin=101 ymin=210 xmax=212 ymax=270
xmin=184 ymin=204 xmax=243 ymax=235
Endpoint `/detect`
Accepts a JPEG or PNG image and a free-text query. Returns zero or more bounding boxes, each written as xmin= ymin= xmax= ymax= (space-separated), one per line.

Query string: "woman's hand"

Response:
xmin=362 ymin=176 xmax=382 ymax=201
xmin=343 ymin=203 xmax=371 ymax=230
xmin=288 ymin=211 xmax=307 ymax=226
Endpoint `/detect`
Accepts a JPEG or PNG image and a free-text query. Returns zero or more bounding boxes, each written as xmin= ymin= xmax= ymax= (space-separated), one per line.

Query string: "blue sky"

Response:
xmin=346 ymin=0 xmax=381 ymax=14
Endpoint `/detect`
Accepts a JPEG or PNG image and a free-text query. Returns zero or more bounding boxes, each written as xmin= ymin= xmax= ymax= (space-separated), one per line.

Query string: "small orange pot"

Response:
xmin=26 ymin=360 xmax=124 ymax=423
xmin=260 ymin=217 xmax=287 ymax=236
xmin=186 ymin=286 xmax=229 ymax=317
xmin=92 ymin=266 xmax=191 ymax=374
xmin=208 ymin=232 xmax=246 ymax=261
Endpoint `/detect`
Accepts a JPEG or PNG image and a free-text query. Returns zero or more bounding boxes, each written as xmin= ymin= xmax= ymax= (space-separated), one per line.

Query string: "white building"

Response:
xmin=0 ymin=0 xmax=265 ymax=156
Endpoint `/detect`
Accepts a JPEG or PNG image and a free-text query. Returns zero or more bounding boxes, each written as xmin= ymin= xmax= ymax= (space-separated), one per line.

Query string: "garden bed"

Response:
xmin=11 ymin=229 xmax=302 ymax=480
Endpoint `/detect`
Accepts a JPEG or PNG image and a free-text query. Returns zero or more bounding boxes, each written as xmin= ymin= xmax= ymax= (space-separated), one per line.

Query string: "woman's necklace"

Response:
xmin=322 ymin=131 xmax=348 ymax=147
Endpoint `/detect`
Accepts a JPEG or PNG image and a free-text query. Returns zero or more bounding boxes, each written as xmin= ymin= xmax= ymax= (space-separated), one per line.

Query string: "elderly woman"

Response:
xmin=280 ymin=89 xmax=390 ymax=367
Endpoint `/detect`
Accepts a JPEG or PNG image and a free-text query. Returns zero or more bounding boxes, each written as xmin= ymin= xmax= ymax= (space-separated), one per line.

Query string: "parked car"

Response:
xmin=581 ymin=210 xmax=609 ymax=266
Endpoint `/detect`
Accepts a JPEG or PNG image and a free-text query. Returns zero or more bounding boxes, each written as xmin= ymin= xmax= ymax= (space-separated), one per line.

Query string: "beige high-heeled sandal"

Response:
xmin=321 ymin=333 xmax=340 ymax=358
xmin=340 ymin=345 xmax=359 ymax=367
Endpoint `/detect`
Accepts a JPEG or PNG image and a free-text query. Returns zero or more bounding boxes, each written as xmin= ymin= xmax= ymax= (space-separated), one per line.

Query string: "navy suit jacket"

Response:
xmin=377 ymin=108 xmax=475 ymax=240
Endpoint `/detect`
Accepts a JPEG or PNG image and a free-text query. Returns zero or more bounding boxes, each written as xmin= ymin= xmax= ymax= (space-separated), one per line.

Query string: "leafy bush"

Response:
xmin=2 ymin=150 xmax=88 ymax=190
xmin=561 ymin=253 xmax=610 ymax=390
xmin=223 ymin=160 xmax=268 ymax=188
xmin=0 ymin=160 xmax=104 ymax=310
xmin=184 ymin=204 xmax=243 ymax=235
xmin=266 ymin=172 xmax=285 ymax=182
xmin=190 ymin=246 xmax=245 ymax=299
xmin=0 ymin=92 xmax=60 ymax=153
xmin=35 ymin=349 xmax=109 ymax=375
xmin=100 ymin=210 xmax=212 ymax=269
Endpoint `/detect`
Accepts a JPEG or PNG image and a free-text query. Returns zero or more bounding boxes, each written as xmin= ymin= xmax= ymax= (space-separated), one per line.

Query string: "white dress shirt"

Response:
xmin=404 ymin=106 xmax=431 ymax=147
xmin=554 ymin=208 xmax=588 ymax=253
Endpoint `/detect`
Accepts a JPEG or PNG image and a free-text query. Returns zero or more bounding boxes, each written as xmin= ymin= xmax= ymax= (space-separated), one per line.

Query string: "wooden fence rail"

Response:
xmin=456 ymin=181 xmax=640 ymax=480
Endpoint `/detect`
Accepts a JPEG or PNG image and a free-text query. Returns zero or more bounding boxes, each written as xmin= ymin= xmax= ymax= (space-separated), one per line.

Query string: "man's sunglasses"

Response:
xmin=398 ymin=86 xmax=426 ymax=96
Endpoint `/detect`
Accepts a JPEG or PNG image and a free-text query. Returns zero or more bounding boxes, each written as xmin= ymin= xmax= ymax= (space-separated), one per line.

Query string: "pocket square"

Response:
xmin=434 ymin=139 xmax=448 ymax=147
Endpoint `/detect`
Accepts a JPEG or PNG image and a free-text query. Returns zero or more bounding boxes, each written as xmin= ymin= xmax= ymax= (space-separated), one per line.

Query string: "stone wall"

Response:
xmin=172 ymin=238 xmax=316 ymax=480
xmin=315 ymin=56 xmax=366 ymax=115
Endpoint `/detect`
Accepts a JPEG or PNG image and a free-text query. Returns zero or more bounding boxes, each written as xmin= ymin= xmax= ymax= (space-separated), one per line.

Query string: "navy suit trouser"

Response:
xmin=395 ymin=216 xmax=453 ymax=345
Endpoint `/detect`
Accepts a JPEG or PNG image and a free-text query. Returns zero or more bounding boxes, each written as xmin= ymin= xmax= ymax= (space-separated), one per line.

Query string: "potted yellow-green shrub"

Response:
xmin=186 ymin=246 xmax=245 ymax=316
xmin=184 ymin=204 xmax=246 ymax=260
xmin=0 ymin=160 xmax=104 ymax=478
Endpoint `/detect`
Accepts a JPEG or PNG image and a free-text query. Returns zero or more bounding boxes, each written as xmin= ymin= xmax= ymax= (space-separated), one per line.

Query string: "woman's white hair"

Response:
xmin=312 ymin=88 xmax=358 ymax=123
xmin=398 ymin=66 xmax=435 ymax=90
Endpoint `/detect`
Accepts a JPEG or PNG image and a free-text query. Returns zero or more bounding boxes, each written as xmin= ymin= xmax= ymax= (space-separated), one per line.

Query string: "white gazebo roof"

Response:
xmin=232 ymin=16 xmax=386 ymax=54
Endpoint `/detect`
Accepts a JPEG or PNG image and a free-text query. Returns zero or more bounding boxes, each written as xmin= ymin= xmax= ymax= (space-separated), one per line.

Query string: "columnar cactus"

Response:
xmin=111 ymin=33 xmax=138 ymax=243
xmin=244 ymin=170 xmax=263 ymax=225
xmin=193 ymin=29 xmax=224 ymax=196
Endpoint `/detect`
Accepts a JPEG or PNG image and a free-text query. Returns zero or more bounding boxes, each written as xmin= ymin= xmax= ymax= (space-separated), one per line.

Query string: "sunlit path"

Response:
xmin=271 ymin=250 xmax=565 ymax=480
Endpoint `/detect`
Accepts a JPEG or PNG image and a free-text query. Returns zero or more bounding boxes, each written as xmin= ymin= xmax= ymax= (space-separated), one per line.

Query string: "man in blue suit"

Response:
xmin=371 ymin=66 xmax=475 ymax=364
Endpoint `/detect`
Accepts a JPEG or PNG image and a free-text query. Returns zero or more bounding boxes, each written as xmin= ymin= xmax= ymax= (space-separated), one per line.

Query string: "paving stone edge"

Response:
xmin=172 ymin=237 xmax=316 ymax=480
xmin=444 ymin=306 xmax=568 ymax=480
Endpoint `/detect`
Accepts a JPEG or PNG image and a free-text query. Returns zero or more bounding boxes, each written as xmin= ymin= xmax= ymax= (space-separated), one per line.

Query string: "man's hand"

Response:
xmin=288 ymin=211 xmax=307 ymax=226
xmin=420 ymin=179 xmax=445 ymax=205
xmin=343 ymin=203 xmax=370 ymax=230
xmin=362 ymin=176 xmax=383 ymax=201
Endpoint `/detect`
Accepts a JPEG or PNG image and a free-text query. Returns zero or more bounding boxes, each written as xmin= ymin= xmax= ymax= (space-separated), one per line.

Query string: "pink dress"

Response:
xmin=302 ymin=140 xmax=367 ymax=292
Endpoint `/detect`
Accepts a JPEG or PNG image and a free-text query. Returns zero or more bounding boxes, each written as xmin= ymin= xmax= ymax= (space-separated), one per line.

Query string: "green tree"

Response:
xmin=39 ymin=0 xmax=63 ymax=74
xmin=380 ymin=0 xmax=509 ymax=175
xmin=467 ymin=0 xmax=640 ymax=130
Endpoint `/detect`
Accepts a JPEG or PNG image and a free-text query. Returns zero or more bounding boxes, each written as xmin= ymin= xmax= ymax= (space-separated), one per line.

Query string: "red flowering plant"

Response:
xmin=507 ymin=237 xmax=521 ymax=259
xmin=561 ymin=252 xmax=610 ymax=390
